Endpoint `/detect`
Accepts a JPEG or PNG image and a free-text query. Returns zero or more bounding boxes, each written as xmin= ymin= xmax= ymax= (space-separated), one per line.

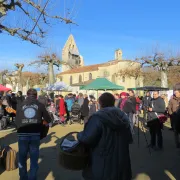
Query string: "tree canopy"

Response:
xmin=0 ymin=0 xmax=77 ymax=45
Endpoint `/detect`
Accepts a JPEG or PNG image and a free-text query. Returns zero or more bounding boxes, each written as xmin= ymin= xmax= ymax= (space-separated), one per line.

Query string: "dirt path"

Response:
xmin=0 ymin=121 xmax=180 ymax=180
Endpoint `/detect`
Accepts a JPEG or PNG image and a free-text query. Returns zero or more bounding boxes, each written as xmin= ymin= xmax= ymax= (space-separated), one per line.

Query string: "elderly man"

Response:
xmin=148 ymin=91 xmax=165 ymax=150
xmin=168 ymin=83 xmax=180 ymax=148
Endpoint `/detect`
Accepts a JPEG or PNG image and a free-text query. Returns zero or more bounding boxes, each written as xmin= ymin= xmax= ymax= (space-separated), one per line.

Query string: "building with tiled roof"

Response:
xmin=57 ymin=54 xmax=143 ymax=91
xmin=57 ymin=35 xmax=143 ymax=91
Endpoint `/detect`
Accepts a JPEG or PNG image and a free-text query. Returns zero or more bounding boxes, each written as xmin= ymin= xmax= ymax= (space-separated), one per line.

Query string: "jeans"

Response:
xmin=18 ymin=135 xmax=40 ymax=180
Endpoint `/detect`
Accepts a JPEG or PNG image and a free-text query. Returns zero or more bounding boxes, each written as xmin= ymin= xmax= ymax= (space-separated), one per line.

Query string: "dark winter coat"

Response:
xmin=5 ymin=95 xmax=12 ymax=107
xmin=11 ymin=96 xmax=17 ymax=110
xmin=142 ymin=96 xmax=152 ymax=109
xmin=122 ymin=98 xmax=134 ymax=114
xmin=148 ymin=97 xmax=166 ymax=122
xmin=129 ymin=96 xmax=136 ymax=113
xmin=81 ymin=97 xmax=89 ymax=117
xmin=174 ymin=107 xmax=180 ymax=133
xmin=78 ymin=107 xmax=132 ymax=180
xmin=16 ymin=96 xmax=25 ymax=109
xmin=38 ymin=95 xmax=48 ymax=107
xmin=15 ymin=97 xmax=51 ymax=134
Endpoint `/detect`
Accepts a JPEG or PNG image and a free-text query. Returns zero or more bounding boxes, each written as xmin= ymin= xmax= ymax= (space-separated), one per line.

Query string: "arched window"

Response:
xmin=70 ymin=76 xmax=73 ymax=85
xmin=72 ymin=45 xmax=74 ymax=49
xmin=69 ymin=44 xmax=71 ymax=49
xmin=68 ymin=52 xmax=71 ymax=59
xmin=79 ymin=75 xmax=82 ymax=83
xmin=122 ymin=76 xmax=125 ymax=83
xmin=89 ymin=73 xmax=92 ymax=80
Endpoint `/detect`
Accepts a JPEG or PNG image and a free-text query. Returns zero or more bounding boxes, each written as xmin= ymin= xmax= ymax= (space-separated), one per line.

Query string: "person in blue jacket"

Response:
xmin=77 ymin=92 xmax=132 ymax=180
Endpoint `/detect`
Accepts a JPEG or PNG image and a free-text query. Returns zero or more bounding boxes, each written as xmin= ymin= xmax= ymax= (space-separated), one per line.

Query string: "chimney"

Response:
xmin=115 ymin=49 xmax=122 ymax=60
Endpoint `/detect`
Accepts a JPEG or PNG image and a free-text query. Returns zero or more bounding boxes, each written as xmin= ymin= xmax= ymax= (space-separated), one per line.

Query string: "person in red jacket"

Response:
xmin=59 ymin=95 xmax=66 ymax=122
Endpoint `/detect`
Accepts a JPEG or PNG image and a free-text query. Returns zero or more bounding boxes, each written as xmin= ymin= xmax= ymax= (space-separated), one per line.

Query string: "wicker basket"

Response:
xmin=59 ymin=132 xmax=89 ymax=171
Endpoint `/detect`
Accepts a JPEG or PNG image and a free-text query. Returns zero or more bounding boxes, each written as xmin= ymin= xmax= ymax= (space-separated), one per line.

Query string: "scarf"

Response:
xmin=120 ymin=98 xmax=127 ymax=110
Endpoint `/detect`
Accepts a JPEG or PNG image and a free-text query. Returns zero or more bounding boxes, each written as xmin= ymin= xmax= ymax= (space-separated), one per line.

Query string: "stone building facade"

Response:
xmin=57 ymin=34 xmax=143 ymax=91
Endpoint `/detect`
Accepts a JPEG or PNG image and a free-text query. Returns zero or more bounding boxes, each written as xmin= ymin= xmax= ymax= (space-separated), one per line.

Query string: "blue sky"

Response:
xmin=1 ymin=0 xmax=180 ymax=72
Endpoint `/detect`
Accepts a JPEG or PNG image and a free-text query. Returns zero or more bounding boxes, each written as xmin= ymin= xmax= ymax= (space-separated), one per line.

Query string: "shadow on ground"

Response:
xmin=1 ymin=118 xmax=180 ymax=180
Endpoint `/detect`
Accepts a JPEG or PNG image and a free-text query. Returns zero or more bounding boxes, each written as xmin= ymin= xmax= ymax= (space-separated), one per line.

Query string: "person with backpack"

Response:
xmin=15 ymin=89 xmax=51 ymax=180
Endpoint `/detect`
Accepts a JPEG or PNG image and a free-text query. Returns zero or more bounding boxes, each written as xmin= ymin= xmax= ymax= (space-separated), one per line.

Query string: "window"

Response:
xmin=69 ymin=44 xmax=71 ymax=49
xmin=79 ymin=75 xmax=82 ymax=83
xmin=70 ymin=76 xmax=73 ymax=85
xmin=89 ymin=73 xmax=92 ymax=80
xmin=68 ymin=52 xmax=71 ymax=59
xmin=72 ymin=45 xmax=74 ymax=49
xmin=60 ymin=76 xmax=63 ymax=81
xmin=122 ymin=76 xmax=125 ymax=82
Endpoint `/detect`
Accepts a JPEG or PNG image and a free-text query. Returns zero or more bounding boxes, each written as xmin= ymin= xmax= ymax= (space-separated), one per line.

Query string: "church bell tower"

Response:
xmin=115 ymin=49 xmax=122 ymax=60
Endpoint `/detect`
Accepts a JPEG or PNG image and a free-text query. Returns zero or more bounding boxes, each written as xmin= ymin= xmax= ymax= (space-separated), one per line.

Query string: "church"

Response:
xmin=57 ymin=34 xmax=143 ymax=91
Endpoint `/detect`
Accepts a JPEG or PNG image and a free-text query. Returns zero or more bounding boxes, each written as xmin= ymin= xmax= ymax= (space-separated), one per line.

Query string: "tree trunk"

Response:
xmin=0 ymin=74 xmax=3 ymax=85
xmin=26 ymin=77 xmax=30 ymax=90
xmin=48 ymin=62 xmax=55 ymax=85
xmin=161 ymin=71 xmax=168 ymax=88
xmin=18 ymin=73 xmax=23 ymax=91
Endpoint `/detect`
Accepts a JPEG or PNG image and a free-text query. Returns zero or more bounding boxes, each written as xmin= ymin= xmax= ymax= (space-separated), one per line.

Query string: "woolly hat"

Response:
xmin=120 ymin=92 xmax=127 ymax=97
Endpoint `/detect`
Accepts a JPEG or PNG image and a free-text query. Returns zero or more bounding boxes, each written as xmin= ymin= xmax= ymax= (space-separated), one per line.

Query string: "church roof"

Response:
xmin=58 ymin=59 xmax=135 ymax=76
xmin=59 ymin=63 xmax=106 ymax=75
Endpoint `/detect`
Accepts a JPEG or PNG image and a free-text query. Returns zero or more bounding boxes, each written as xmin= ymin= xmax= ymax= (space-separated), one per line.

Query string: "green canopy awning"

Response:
xmin=82 ymin=78 xmax=124 ymax=90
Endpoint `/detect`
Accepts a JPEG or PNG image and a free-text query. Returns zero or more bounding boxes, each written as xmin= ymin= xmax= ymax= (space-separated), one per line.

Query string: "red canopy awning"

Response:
xmin=0 ymin=84 xmax=11 ymax=92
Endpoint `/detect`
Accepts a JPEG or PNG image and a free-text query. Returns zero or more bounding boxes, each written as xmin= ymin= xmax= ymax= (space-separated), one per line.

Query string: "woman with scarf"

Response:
xmin=119 ymin=92 xmax=135 ymax=134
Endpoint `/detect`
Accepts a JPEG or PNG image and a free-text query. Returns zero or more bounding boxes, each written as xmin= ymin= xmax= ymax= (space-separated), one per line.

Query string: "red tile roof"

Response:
xmin=58 ymin=63 xmax=106 ymax=75
xmin=58 ymin=60 xmax=133 ymax=76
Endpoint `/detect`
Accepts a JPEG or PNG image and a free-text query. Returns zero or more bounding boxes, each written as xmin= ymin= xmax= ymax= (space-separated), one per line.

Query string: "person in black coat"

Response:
xmin=16 ymin=91 xmax=25 ymax=109
xmin=11 ymin=93 xmax=17 ymax=110
xmin=148 ymin=91 xmax=165 ymax=150
xmin=80 ymin=94 xmax=89 ymax=124
xmin=78 ymin=93 xmax=132 ymax=180
xmin=127 ymin=90 xmax=136 ymax=134
xmin=142 ymin=91 xmax=152 ymax=122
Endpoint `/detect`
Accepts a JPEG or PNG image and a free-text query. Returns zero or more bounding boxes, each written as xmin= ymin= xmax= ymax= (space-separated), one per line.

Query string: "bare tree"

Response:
xmin=14 ymin=63 xmax=24 ymax=91
xmin=0 ymin=0 xmax=77 ymax=45
xmin=0 ymin=69 xmax=8 ymax=85
xmin=29 ymin=53 xmax=64 ymax=85
xmin=136 ymin=52 xmax=180 ymax=88
xmin=117 ymin=52 xmax=180 ymax=88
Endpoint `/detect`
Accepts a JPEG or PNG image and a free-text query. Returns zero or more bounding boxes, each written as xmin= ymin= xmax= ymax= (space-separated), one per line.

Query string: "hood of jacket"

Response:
xmin=24 ymin=97 xmax=38 ymax=105
xmin=94 ymin=107 xmax=130 ymax=130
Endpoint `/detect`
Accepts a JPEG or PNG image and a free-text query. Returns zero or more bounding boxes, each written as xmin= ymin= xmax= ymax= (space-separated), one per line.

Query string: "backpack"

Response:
xmin=0 ymin=146 xmax=17 ymax=171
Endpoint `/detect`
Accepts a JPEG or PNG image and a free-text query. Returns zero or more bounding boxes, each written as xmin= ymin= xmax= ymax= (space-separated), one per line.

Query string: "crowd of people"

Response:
xmin=0 ymin=84 xmax=180 ymax=180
